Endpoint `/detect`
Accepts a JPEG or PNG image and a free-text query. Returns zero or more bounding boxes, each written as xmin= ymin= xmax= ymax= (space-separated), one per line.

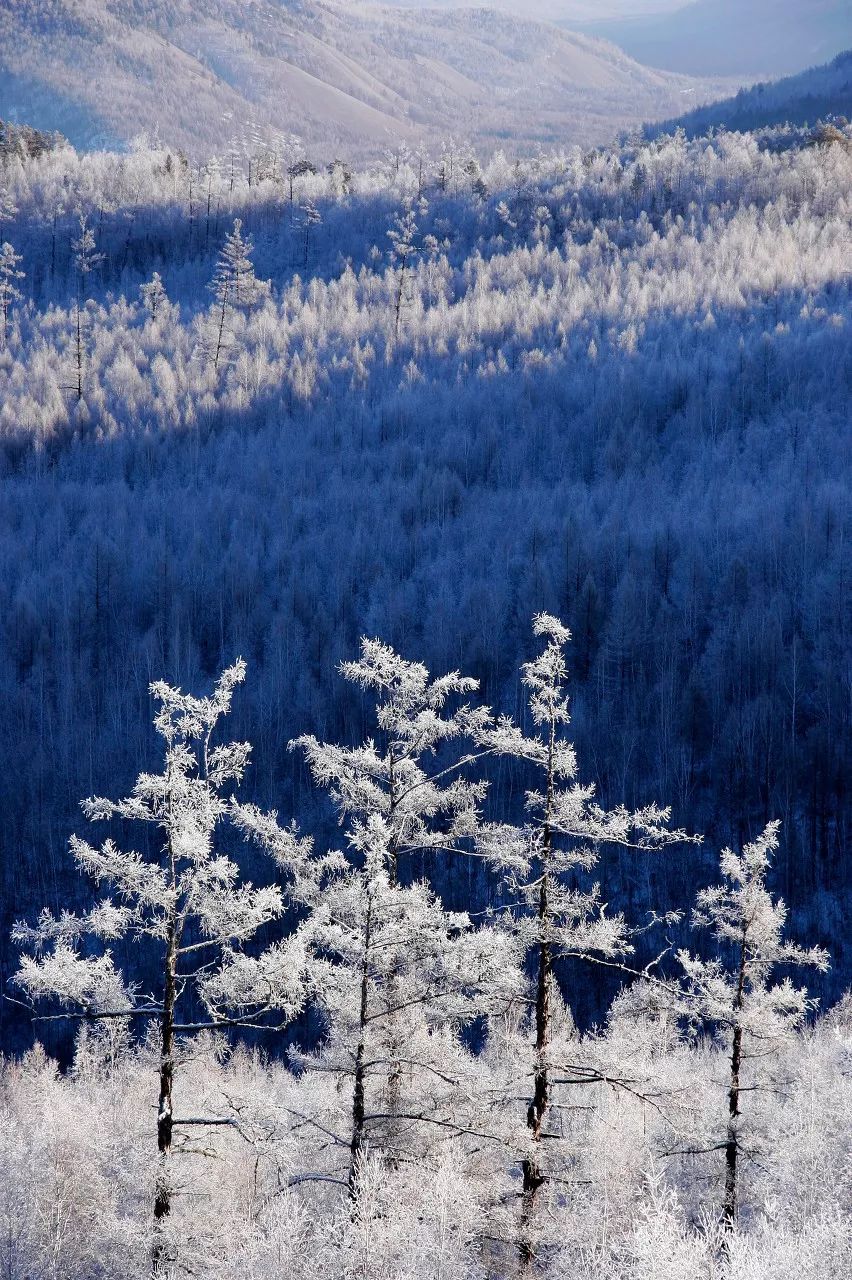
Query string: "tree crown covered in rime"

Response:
xmin=473 ymin=614 xmax=698 ymax=960
xmin=294 ymin=637 xmax=490 ymax=864
xmin=13 ymin=661 xmax=311 ymax=1027
xmin=210 ymin=218 xmax=269 ymax=309
xmin=71 ymin=214 xmax=104 ymax=290
xmin=0 ymin=240 xmax=24 ymax=297
xmin=388 ymin=203 xmax=422 ymax=265
xmin=679 ymin=821 xmax=830 ymax=1037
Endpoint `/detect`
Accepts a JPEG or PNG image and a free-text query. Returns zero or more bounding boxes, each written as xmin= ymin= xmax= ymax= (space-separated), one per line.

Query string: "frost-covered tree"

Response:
xmin=388 ymin=201 xmax=422 ymax=339
xmin=472 ymin=614 xmax=696 ymax=1265
xmin=140 ymin=270 xmax=167 ymax=319
xmin=208 ymin=218 xmax=268 ymax=371
xmin=0 ymin=240 xmax=24 ymax=346
xmin=300 ymin=199 xmax=322 ymax=271
xmin=283 ymin=640 xmax=515 ymax=1192
xmin=13 ymin=661 xmax=311 ymax=1273
xmin=678 ymin=821 xmax=830 ymax=1227
xmin=64 ymin=214 xmax=105 ymax=400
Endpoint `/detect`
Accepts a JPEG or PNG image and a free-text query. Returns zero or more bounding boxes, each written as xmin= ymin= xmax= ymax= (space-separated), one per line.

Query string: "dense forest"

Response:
xmin=0 ymin=37 xmax=851 ymax=1275
xmin=0 ymin=118 xmax=849 ymax=1028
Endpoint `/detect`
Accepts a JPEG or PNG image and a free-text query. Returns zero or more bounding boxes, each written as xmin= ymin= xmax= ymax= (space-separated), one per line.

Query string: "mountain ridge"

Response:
xmin=0 ymin=0 xmax=711 ymax=157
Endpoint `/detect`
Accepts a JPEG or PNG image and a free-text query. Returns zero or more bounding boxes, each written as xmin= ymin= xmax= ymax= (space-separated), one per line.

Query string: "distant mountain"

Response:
xmin=648 ymin=50 xmax=852 ymax=137
xmin=573 ymin=0 xmax=852 ymax=79
xmin=0 ymin=0 xmax=707 ymax=158
xmin=380 ymin=1 xmax=688 ymax=17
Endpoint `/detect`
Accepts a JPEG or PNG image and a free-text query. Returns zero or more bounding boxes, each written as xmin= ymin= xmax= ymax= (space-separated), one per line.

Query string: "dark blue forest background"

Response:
xmin=0 ymin=122 xmax=849 ymax=1054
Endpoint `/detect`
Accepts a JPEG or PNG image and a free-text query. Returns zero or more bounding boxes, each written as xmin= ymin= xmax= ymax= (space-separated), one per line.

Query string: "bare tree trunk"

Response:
xmin=74 ymin=303 xmax=83 ymax=400
xmin=348 ymin=894 xmax=373 ymax=1198
xmin=213 ymin=290 xmax=229 ymax=372
xmin=152 ymin=909 xmax=179 ymax=1274
xmin=394 ymin=263 xmax=406 ymax=340
xmin=723 ymin=938 xmax=747 ymax=1228
xmin=519 ymin=721 xmax=556 ymax=1270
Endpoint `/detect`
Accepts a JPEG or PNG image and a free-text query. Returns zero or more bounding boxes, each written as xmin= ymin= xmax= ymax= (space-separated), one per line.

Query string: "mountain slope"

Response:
xmin=574 ymin=0 xmax=851 ymax=79
xmin=0 ymin=0 xmax=707 ymax=156
xmin=648 ymin=51 xmax=852 ymax=137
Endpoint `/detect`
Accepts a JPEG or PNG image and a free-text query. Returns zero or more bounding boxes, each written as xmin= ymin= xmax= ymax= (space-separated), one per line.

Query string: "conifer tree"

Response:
xmin=65 ymin=215 xmax=104 ymax=400
xmin=140 ymin=271 xmax=167 ymax=319
xmin=678 ymin=821 xmax=829 ymax=1227
xmin=388 ymin=202 xmax=422 ymax=339
xmin=245 ymin=640 xmax=516 ymax=1194
xmin=0 ymin=240 xmax=24 ymax=347
xmin=471 ymin=614 xmax=697 ymax=1267
xmin=208 ymin=218 xmax=268 ymax=372
xmin=13 ymin=661 xmax=312 ymax=1274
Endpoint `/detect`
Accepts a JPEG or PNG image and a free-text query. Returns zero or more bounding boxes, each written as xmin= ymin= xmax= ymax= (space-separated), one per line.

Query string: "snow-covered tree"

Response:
xmin=71 ymin=214 xmax=104 ymax=299
xmin=140 ymin=270 xmax=167 ymax=319
xmin=388 ymin=201 xmax=422 ymax=339
xmin=282 ymin=640 xmax=517 ymax=1193
xmin=0 ymin=240 xmax=24 ymax=346
xmin=471 ymin=614 xmax=697 ymax=1265
xmin=678 ymin=821 xmax=830 ymax=1226
xmin=63 ymin=214 xmax=105 ymax=400
xmin=13 ymin=661 xmax=311 ymax=1273
xmin=300 ymin=199 xmax=322 ymax=271
xmin=208 ymin=218 xmax=268 ymax=371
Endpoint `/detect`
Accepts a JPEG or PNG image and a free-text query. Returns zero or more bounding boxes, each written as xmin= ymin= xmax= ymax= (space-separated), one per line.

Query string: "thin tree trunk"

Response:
xmin=519 ymin=720 xmax=556 ymax=1269
xmin=349 ymin=894 xmax=374 ymax=1198
xmin=152 ymin=908 xmax=179 ymax=1274
xmin=723 ymin=936 xmax=747 ymax=1228
xmin=213 ymin=288 xmax=229 ymax=372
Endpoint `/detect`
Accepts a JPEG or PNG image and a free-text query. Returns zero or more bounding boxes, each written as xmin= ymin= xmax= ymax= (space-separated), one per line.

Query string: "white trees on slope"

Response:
xmin=12 ymin=661 xmax=312 ymax=1274
xmin=470 ymin=614 xmax=698 ymax=1268
xmin=208 ymin=218 xmax=269 ymax=372
xmin=284 ymin=640 xmax=519 ymax=1194
xmin=0 ymin=240 xmax=24 ymax=347
xmin=677 ymin=821 xmax=829 ymax=1227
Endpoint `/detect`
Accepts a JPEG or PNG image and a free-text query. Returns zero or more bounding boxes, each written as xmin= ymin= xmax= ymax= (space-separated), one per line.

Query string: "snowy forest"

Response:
xmin=0 ymin=94 xmax=850 ymax=1279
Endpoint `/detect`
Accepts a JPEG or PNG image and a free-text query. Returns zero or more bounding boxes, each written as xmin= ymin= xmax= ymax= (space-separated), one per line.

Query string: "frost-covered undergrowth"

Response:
xmin=2 ymin=1000 xmax=849 ymax=1279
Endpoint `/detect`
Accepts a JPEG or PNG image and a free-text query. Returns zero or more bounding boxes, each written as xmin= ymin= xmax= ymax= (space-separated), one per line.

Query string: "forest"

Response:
xmin=0 ymin=107 xmax=849 ymax=1277
xmin=2 ymin=629 xmax=849 ymax=1279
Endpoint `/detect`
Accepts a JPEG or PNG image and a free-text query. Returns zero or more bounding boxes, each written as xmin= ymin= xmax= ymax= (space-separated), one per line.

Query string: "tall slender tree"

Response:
xmin=249 ymin=640 xmax=517 ymax=1194
xmin=471 ymin=614 xmax=697 ymax=1267
xmin=0 ymin=240 xmax=24 ymax=347
xmin=678 ymin=821 xmax=829 ymax=1227
xmin=208 ymin=218 xmax=268 ymax=372
xmin=13 ymin=661 xmax=312 ymax=1274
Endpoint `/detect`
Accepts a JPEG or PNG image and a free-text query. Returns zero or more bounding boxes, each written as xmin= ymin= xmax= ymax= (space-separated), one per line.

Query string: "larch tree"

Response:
xmin=208 ymin=218 xmax=269 ymax=372
xmin=13 ymin=661 xmax=313 ymax=1274
xmin=0 ymin=240 xmax=24 ymax=347
xmin=274 ymin=640 xmax=518 ymax=1195
xmin=677 ymin=820 xmax=829 ymax=1228
xmin=388 ymin=201 xmax=422 ymax=340
xmin=300 ymin=199 xmax=322 ymax=271
xmin=140 ymin=271 xmax=167 ymax=320
xmin=470 ymin=614 xmax=697 ymax=1268
xmin=66 ymin=214 xmax=104 ymax=401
